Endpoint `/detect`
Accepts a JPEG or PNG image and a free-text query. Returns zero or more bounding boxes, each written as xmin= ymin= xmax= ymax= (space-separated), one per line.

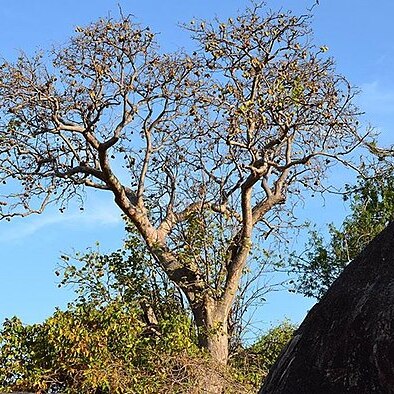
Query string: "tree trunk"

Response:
xmin=189 ymin=298 xmax=230 ymax=394
xmin=199 ymin=320 xmax=229 ymax=365
xmin=192 ymin=297 xmax=229 ymax=365
xmin=259 ymin=221 xmax=394 ymax=394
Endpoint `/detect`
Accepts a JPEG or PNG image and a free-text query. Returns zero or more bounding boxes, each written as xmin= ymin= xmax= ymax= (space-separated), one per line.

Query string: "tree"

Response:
xmin=0 ymin=4 xmax=369 ymax=365
xmin=291 ymin=174 xmax=394 ymax=299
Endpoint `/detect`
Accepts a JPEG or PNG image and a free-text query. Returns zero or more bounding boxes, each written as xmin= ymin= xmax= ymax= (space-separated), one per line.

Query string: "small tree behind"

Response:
xmin=291 ymin=174 xmax=394 ymax=299
xmin=0 ymin=4 xmax=368 ymax=364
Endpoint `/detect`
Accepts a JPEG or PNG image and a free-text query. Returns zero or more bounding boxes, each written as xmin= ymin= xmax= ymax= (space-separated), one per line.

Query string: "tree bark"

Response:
xmin=193 ymin=297 xmax=229 ymax=365
xmin=201 ymin=320 xmax=229 ymax=366
xmin=259 ymin=221 xmax=394 ymax=394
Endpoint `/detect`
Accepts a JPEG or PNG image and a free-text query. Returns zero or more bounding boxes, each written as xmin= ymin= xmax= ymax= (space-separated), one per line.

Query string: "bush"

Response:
xmin=231 ymin=320 xmax=297 ymax=389
xmin=0 ymin=302 xmax=295 ymax=393
xmin=0 ymin=301 xmax=198 ymax=393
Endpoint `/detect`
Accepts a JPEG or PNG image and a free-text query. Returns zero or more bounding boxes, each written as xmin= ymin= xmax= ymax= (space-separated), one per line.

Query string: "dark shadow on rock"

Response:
xmin=259 ymin=221 xmax=394 ymax=394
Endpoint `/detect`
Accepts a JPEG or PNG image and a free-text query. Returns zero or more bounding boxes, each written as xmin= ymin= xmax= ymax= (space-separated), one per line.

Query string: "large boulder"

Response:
xmin=260 ymin=221 xmax=394 ymax=394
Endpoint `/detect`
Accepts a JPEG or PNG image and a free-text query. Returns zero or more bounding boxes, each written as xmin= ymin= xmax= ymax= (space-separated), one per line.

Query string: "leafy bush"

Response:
xmin=0 ymin=301 xmax=200 ymax=393
xmin=0 ymin=303 xmax=295 ymax=393
xmin=232 ymin=320 xmax=297 ymax=389
xmin=0 ymin=225 xmax=296 ymax=393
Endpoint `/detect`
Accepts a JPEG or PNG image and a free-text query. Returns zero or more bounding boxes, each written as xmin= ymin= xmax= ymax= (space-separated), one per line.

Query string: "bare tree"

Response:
xmin=0 ymin=4 xmax=368 ymax=365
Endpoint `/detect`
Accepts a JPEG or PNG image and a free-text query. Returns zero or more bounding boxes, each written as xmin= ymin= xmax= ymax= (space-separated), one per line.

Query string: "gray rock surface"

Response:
xmin=260 ymin=221 xmax=394 ymax=394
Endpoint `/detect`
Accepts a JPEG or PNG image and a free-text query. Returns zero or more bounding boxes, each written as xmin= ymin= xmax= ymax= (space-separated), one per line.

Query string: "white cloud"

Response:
xmin=0 ymin=201 xmax=122 ymax=243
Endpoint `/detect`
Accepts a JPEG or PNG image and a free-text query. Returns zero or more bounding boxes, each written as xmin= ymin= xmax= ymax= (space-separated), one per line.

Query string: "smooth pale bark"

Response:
xmin=193 ymin=297 xmax=230 ymax=365
xmin=193 ymin=300 xmax=229 ymax=394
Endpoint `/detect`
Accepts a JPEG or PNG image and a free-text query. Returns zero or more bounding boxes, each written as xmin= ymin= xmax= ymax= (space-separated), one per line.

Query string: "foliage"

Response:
xmin=0 ymin=225 xmax=296 ymax=393
xmin=0 ymin=302 xmax=202 ymax=394
xmin=291 ymin=175 xmax=394 ymax=299
xmin=59 ymin=226 xmax=184 ymax=319
xmin=232 ymin=320 xmax=296 ymax=388
xmin=250 ymin=320 xmax=296 ymax=369
xmin=0 ymin=303 xmax=294 ymax=393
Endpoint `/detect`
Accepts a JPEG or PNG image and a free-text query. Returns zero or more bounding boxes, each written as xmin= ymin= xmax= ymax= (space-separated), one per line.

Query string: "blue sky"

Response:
xmin=0 ymin=0 xmax=393 ymax=333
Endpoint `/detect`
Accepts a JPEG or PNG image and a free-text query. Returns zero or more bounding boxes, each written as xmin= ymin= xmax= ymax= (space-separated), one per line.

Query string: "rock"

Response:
xmin=259 ymin=221 xmax=394 ymax=394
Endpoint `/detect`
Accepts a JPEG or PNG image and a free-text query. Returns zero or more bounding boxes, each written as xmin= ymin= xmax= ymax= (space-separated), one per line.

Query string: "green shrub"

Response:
xmin=231 ymin=320 xmax=297 ymax=389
